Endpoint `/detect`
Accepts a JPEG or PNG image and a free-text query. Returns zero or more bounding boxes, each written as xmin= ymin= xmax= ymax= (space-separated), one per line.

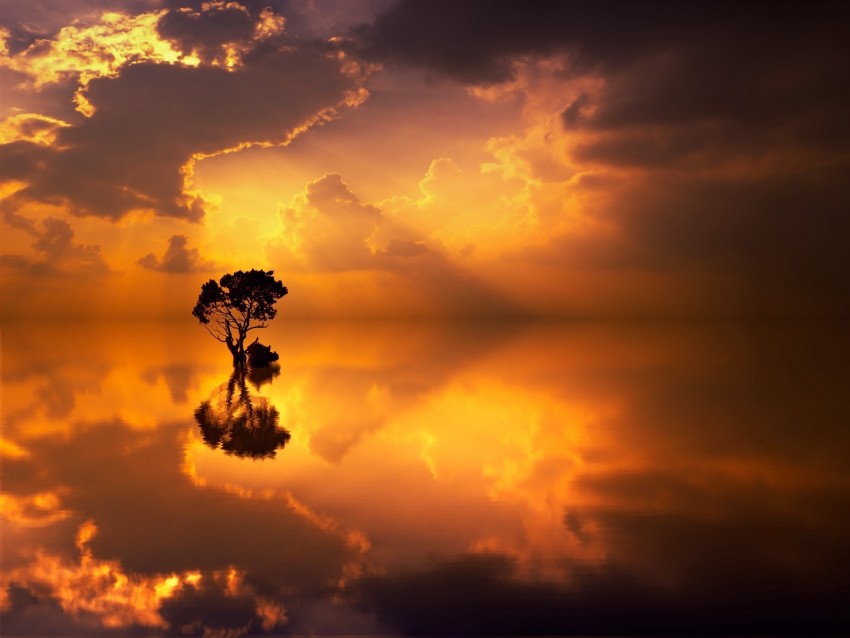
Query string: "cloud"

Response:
xmin=1 ymin=519 xmax=287 ymax=635
xmin=357 ymin=1 xmax=850 ymax=170
xmin=277 ymin=173 xmax=382 ymax=271
xmin=0 ymin=213 xmax=110 ymax=276
xmin=137 ymin=234 xmax=217 ymax=273
xmin=271 ymin=173 xmax=521 ymax=317
xmin=351 ymin=1 xmax=850 ymax=317
xmin=0 ymin=5 xmax=368 ymax=221
xmin=0 ymin=1 xmax=162 ymax=53
xmin=0 ymin=112 xmax=69 ymax=146
xmin=509 ymin=163 xmax=850 ymax=316
xmin=0 ymin=3 xmax=282 ymax=90
xmin=157 ymin=2 xmax=284 ymax=66
xmin=357 ymin=2 xmax=848 ymax=80
xmin=377 ymin=157 xmax=531 ymax=258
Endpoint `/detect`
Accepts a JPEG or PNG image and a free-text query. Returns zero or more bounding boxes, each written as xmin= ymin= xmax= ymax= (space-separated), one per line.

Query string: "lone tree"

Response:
xmin=192 ymin=269 xmax=288 ymax=367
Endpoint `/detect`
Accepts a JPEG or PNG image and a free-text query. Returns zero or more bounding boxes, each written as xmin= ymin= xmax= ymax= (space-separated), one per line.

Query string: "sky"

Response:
xmin=1 ymin=0 xmax=849 ymax=319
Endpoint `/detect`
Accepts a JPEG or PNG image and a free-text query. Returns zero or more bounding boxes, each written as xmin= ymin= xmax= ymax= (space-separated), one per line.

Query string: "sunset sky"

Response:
xmin=2 ymin=0 xmax=849 ymax=319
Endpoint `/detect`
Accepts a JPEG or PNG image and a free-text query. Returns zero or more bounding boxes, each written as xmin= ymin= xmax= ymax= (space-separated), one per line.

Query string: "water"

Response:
xmin=2 ymin=319 xmax=849 ymax=636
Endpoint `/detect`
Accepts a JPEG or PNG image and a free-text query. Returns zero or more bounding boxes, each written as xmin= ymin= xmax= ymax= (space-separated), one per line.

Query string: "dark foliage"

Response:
xmin=246 ymin=339 xmax=279 ymax=368
xmin=194 ymin=369 xmax=290 ymax=460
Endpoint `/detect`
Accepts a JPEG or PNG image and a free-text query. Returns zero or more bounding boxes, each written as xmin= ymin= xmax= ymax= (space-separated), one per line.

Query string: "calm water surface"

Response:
xmin=2 ymin=320 xmax=849 ymax=636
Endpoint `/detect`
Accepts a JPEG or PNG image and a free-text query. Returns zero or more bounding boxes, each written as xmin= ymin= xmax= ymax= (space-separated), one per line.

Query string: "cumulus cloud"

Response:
xmin=272 ymin=173 xmax=521 ymax=317
xmin=0 ymin=212 xmax=110 ymax=276
xmin=136 ymin=234 xmax=216 ymax=273
xmin=377 ymin=157 xmax=531 ymax=258
xmin=277 ymin=173 xmax=382 ymax=271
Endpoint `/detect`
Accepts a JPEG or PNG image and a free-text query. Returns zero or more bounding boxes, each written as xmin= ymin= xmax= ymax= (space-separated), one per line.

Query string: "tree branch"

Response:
xmin=203 ymin=323 xmax=227 ymax=342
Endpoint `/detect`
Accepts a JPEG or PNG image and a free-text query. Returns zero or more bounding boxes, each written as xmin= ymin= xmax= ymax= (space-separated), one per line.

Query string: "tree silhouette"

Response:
xmin=247 ymin=360 xmax=281 ymax=390
xmin=192 ymin=269 xmax=288 ymax=367
xmin=194 ymin=368 xmax=290 ymax=459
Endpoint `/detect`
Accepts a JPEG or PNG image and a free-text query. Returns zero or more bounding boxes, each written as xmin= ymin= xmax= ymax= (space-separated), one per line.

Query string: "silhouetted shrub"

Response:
xmin=246 ymin=340 xmax=279 ymax=368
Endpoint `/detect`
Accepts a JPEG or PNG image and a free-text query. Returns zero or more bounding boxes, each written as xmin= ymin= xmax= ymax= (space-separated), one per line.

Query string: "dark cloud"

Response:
xmin=0 ymin=0 xmax=161 ymax=52
xmin=156 ymin=2 xmax=258 ymax=64
xmin=560 ymin=93 xmax=590 ymax=128
xmin=354 ymin=1 xmax=850 ymax=318
xmin=0 ymin=213 xmax=110 ymax=276
xmin=2 ymin=209 xmax=38 ymax=234
xmin=0 ymin=140 xmax=55 ymax=181
xmin=347 ymin=324 xmax=850 ymax=635
xmin=358 ymin=0 xmax=850 ymax=159
xmin=355 ymin=0 xmax=592 ymax=83
xmin=0 ymin=586 xmax=99 ymax=636
xmin=2 ymin=13 xmax=361 ymax=221
xmin=349 ymin=548 xmax=848 ymax=636
xmin=524 ymin=164 xmax=850 ymax=316
xmin=377 ymin=242 xmax=522 ymax=318
xmin=137 ymin=234 xmax=216 ymax=273
xmin=357 ymin=1 xmax=849 ymax=81
xmin=158 ymin=575 xmax=284 ymax=637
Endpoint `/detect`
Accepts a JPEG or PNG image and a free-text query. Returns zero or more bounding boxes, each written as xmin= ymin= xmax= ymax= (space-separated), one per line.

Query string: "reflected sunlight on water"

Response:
xmin=2 ymin=319 xmax=849 ymax=635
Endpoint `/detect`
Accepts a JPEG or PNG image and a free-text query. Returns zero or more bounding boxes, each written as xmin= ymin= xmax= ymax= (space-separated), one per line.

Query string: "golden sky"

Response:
xmin=1 ymin=1 xmax=849 ymax=319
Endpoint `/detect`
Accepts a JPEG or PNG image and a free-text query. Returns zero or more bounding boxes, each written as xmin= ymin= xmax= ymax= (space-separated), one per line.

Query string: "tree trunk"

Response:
xmin=226 ymin=338 xmax=246 ymax=368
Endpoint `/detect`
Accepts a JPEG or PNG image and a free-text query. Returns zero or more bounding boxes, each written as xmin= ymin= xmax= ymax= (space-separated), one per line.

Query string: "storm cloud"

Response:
xmin=355 ymin=0 xmax=850 ymax=317
xmin=0 ymin=3 xmax=366 ymax=221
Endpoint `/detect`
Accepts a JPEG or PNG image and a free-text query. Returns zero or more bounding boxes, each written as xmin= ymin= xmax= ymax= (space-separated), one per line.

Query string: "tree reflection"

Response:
xmin=194 ymin=369 xmax=290 ymax=459
xmin=247 ymin=362 xmax=280 ymax=390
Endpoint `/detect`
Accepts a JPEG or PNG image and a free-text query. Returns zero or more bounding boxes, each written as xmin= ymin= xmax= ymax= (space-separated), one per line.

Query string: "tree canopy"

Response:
xmin=192 ymin=269 xmax=288 ymax=366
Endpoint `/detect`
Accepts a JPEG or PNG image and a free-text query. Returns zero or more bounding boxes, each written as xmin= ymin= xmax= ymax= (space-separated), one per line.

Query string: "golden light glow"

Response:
xmin=0 ymin=491 xmax=70 ymax=526
xmin=0 ymin=11 xmax=193 ymax=116
xmin=4 ymin=520 xmax=183 ymax=628
xmin=0 ymin=436 xmax=30 ymax=458
xmin=0 ymin=113 xmax=71 ymax=146
xmin=0 ymin=4 xmax=286 ymax=119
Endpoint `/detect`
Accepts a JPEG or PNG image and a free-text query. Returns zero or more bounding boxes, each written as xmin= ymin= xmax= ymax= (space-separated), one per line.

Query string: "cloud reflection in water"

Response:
xmin=1 ymin=319 xmax=849 ymax=635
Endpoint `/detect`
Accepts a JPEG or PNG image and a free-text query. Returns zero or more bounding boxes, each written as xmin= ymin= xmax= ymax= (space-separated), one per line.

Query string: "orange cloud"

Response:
xmin=275 ymin=173 xmax=382 ymax=271
xmin=0 ymin=213 xmax=110 ymax=276
xmin=268 ymin=173 xmax=520 ymax=317
xmin=137 ymin=233 xmax=218 ymax=273
xmin=0 ymin=491 xmax=70 ymax=527
xmin=0 ymin=4 xmax=370 ymax=222
xmin=1 ymin=519 xmax=287 ymax=633
xmin=0 ymin=112 xmax=70 ymax=146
